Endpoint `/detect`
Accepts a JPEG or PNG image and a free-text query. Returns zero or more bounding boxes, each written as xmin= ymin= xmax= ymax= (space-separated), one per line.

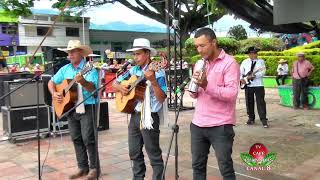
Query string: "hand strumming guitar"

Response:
xmin=53 ymin=91 xmax=62 ymax=103
xmin=119 ymin=85 xmax=130 ymax=96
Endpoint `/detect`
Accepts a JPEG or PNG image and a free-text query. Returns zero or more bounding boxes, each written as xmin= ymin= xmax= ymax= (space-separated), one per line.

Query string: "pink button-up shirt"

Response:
xmin=292 ymin=59 xmax=314 ymax=79
xmin=191 ymin=49 xmax=240 ymax=127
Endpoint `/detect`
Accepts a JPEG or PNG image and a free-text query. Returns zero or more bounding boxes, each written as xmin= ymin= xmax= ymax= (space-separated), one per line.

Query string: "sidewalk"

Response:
xmin=0 ymin=88 xmax=319 ymax=180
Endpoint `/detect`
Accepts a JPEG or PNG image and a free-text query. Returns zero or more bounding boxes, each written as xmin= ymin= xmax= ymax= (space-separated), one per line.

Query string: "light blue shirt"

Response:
xmin=52 ymin=59 xmax=99 ymax=105
xmin=240 ymin=58 xmax=266 ymax=87
xmin=116 ymin=65 xmax=167 ymax=112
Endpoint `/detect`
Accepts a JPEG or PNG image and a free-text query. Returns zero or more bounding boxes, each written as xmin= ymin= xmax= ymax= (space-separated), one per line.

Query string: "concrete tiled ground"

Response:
xmin=0 ymin=88 xmax=319 ymax=180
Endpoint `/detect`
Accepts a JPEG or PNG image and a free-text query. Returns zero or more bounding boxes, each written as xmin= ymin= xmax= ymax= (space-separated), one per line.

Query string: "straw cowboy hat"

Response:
xmin=278 ymin=59 xmax=287 ymax=63
xmin=126 ymin=38 xmax=157 ymax=56
xmin=58 ymin=40 xmax=92 ymax=57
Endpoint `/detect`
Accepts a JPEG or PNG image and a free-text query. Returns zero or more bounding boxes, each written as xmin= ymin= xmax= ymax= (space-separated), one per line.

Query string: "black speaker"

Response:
xmin=2 ymin=106 xmax=50 ymax=139
xmin=98 ymin=102 xmax=109 ymax=131
xmin=0 ymin=73 xmax=34 ymax=109
xmin=3 ymin=80 xmax=45 ymax=108
xmin=43 ymin=47 xmax=69 ymax=75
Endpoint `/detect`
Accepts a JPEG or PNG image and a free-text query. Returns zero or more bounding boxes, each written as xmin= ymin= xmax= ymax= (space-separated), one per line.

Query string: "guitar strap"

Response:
xmin=250 ymin=60 xmax=257 ymax=73
xmin=140 ymin=63 xmax=154 ymax=129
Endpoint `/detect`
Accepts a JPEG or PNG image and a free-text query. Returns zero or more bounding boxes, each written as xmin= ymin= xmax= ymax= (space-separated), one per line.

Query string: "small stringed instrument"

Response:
xmin=240 ymin=67 xmax=265 ymax=89
xmin=53 ymin=63 xmax=93 ymax=118
xmin=115 ymin=58 xmax=168 ymax=113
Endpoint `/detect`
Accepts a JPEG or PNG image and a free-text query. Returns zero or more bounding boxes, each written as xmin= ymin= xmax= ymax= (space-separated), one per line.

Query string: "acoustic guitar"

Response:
xmin=115 ymin=59 xmax=168 ymax=113
xmin=53 ymin=63 xmax=93 ymax=118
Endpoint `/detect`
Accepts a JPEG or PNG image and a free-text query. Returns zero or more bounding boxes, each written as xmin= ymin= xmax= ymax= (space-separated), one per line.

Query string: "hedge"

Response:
xmin=234 ymin=55 xmax=320 ymax=86
xmin=239 ymin=38 xmax=284 ymax=53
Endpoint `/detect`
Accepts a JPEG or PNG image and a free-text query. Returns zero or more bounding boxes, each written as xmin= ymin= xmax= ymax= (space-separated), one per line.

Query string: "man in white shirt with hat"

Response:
xmin=113 ymin=38 xmax=167 ymax=180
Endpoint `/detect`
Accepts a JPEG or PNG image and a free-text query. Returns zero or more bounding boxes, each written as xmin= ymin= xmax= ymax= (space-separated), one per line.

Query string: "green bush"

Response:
xmin=239 ymin=38 xmax=284 ymax=54
xmin=184 ymin=37 xmax=240 ymax=58
xmin=218 ymin=37 xmax=240 ymax=55
xmin=234 ymin=55 xmax=320 ymax=86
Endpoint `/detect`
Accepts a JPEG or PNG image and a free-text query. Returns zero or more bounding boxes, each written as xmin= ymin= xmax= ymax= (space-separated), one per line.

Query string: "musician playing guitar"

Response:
xmin=112 ymin=38 xmax=167 ymax=180
xmin=47 ymin=40 xmax=99 ymax=180
xmin=240 ymin=46 xmax=269 ymax=128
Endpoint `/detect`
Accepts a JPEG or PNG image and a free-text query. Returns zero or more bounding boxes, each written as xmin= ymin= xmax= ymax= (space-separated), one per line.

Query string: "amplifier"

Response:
xmin=2 ymin=105 xmax=50 ymax=139
xmin=3 ymin=80 xmax=46 ymax=108
xmin=98 ymin=101 xmax=109 ymax=131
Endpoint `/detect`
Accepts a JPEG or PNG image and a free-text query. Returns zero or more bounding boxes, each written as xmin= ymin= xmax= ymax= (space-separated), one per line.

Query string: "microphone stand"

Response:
xmin=161 ymin=88 xmax=186 ymax=180
xmin=0 ymin=61 xmax=65 ymax=180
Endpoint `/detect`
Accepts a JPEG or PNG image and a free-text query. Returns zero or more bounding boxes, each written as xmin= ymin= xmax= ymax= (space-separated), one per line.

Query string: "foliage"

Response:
xmin=234 ymin=54 xmax=320 ymax=86
xmin=227 ymin=25 xmax=248 ymax=40
xmin=0 ymin=0 xmax=33 ymax=17
xmin=184 ymin=37 xmax=240 ymax=61
xmin=239 ymin=38 xmax=285 ymax=54
xmin=218 ymin=37 xmax=240 ymax=55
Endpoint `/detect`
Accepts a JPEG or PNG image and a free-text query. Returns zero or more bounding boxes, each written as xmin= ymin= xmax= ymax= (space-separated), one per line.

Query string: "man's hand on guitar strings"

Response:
xmin=75 ymin=74 xmax=86 ymax=85
xmin=120 ymin=85 xmax=130 ymax=96
xmin=53 ymin=92 xmax=62 ymax=103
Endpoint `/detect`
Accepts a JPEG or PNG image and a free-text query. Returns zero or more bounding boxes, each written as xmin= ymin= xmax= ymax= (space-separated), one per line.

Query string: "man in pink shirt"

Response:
xmin=189 ymin=28 xmax=239 ymax=180
xmin=292 ymin=52 xmax=314 ymax=110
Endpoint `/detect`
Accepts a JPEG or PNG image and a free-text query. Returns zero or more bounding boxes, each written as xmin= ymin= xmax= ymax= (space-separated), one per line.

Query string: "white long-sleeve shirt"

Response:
xmin=277 ymin=64 xmax=289 ymax=75
xmin=240 ymin=58 xmax=266 ymax=87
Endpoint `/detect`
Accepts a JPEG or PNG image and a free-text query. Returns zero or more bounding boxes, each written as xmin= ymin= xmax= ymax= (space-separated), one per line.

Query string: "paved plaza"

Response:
xmin=0 ymin=88 xmax=319 ymax=180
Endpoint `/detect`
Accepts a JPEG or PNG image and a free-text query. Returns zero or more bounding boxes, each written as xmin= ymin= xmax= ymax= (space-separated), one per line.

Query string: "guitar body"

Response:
xmin=115 ymin=75 xmax=146 ymax=113
xmin=53 ymin=79 xmax=78 ymax=118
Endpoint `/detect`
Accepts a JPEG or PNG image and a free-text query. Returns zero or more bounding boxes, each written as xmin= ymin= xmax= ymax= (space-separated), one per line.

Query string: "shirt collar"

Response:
xmin=212 ymin=49 xmax=226 ymax=62
xmin=71 ymin=59 xmax=86 ymax=70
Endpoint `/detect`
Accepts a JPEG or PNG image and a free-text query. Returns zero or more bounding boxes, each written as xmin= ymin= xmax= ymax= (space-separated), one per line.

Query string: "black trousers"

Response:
xmin=190 ymin=123 xmax=235 ymax=180
xmin=293 ymin=78 xmax=309 ymax=108
xmin=244 ymin=86 xmax=268 ymax=124
xmin=276 ymin=75 xmax=288 ymax=85
xmin=128 ymin=112 xmax=164 ymax=180
xmin=67 ymin=105 xmax=100 ymax=171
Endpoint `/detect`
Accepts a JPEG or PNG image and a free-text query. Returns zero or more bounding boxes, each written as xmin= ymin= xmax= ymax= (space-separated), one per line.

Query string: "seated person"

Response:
xmin=276 ymin=59 xmax=289 ymax=85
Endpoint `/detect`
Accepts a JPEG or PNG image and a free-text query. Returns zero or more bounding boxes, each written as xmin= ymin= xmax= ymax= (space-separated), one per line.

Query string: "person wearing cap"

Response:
xmin=47 ymin=40 xmax=100 ymax=180
xmin=240 ymin=46 xmax=269 ymax=128
xmin=275 ymin=59 xmax=289 ymax=86
xmin=190 ymin=28 xmax=239 ymax=180
xmin=112 ymin=38 xmax=167 ymax=180
xmin=292 ymin=52 xmax=314 ymax=110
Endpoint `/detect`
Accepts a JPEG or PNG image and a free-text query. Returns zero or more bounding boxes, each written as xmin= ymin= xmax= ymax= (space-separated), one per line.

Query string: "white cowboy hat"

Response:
xmin=58 ymin=40 xmax=92 ymax=57
xmin=126 ymin=38 xmax=157 ymax=56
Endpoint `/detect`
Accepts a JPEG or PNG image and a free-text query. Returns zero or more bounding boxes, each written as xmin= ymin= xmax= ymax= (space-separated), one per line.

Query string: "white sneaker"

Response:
xmin=315 ymin=124 xmax=320 ymax=128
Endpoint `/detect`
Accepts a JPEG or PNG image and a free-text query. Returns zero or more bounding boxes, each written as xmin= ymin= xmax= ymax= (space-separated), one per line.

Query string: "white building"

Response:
xmin=18 ymin=10 xmax=90 ymax=54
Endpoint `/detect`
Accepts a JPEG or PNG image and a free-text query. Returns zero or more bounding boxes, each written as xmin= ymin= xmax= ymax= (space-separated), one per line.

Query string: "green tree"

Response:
xmin=0 ymin=0 xmax=227 ymax=43
xmin=227 ymin=25 xmax=247 ymax=40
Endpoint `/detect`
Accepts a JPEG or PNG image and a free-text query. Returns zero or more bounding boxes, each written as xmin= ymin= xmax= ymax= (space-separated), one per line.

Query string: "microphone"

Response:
xmin=175 ymin=77 xmax=191 ymax=94
xmin=117 ymin=59 xmax=134 ymax=73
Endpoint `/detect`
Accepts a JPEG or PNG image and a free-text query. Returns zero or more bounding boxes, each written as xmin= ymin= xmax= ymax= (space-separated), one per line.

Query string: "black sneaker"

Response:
xmin=246 ymin=120 xmax=255 ymax=125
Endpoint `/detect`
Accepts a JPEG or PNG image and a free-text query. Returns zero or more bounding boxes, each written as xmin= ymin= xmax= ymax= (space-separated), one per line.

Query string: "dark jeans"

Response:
xmin=293 ymin=78 xmax=309 ymax=108
xmin=190 ymin=123 xmax=235 ymax=180
xmin=128 ymin=112 xmax=164 ymax=180
xmin=67 ymin=105 xmax=99 ymax=171
xmin=245 ymin=86 xmax=268 ymax=124
xmin=276 ymin=75 xmax=288 ymax=85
